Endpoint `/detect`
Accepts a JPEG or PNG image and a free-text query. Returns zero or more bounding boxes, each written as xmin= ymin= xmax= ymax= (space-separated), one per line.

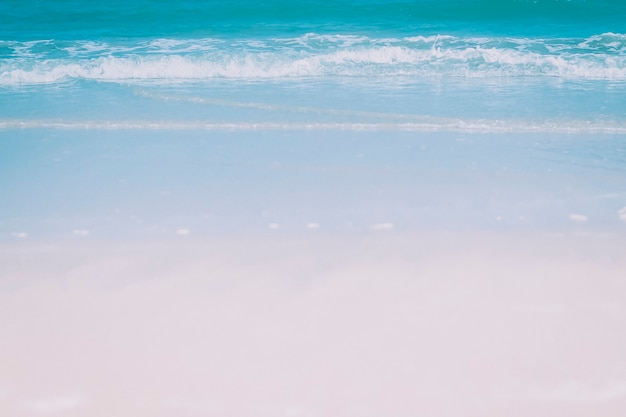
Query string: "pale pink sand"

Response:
xmin=1 ymin=231 xmax=625 ymax=417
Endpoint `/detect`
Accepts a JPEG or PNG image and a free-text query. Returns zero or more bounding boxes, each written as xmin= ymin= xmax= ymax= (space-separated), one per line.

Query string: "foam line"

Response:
xmin=2 ymin=118 xmax=626 ymax=134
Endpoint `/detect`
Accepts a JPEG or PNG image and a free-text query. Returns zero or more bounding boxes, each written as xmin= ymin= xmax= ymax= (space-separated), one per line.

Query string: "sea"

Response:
xmin=1 ymin=1 xmax=626 ymax=416
xmin=2 ymin=0 xmax=626 ymax=236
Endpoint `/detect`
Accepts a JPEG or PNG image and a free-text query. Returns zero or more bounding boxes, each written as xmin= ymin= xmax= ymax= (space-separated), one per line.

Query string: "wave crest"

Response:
xmin=2 ymin=33 xmax=625 ymax=85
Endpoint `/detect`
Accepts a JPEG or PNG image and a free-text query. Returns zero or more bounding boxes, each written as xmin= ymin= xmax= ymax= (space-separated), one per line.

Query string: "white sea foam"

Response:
xmin=578 ymin=32 xmax=626 ymax=53
xmin=2 ymin=33 xmax=626 ymax=85
xmin=63 ymin=41 xmax=119 ymax=57
xmin=1 ymin=47 xmax=624 ymax=83
xmin=2 ymin=118 xmax=626 ymax=134
xmin=404 ymin=34 xmax=456 ymax=44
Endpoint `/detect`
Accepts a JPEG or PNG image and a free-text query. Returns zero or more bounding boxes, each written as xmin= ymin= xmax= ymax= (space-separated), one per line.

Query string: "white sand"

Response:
xmin=1 ymin=231 xmax=625 ymax=417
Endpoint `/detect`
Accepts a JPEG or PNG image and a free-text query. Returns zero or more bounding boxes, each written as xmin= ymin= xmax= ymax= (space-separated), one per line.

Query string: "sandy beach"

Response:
xmin=2 ymin=231 xmax=626 ymax=416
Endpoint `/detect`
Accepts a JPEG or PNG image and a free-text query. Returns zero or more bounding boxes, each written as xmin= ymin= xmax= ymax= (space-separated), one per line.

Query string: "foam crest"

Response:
xmin=578 ymin=32 xmax=626 ymax=53
xmin=2 ymin=33 xmax=626 ymax=85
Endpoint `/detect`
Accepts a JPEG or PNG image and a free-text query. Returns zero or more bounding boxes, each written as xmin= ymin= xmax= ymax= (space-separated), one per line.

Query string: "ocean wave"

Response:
xmin=1 ymin=33 xmax=625 ymax=85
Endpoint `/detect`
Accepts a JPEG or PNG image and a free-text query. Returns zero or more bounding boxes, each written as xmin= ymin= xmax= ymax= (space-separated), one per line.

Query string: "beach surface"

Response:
xmin=2 ymin=231 xmax=626 ymax=417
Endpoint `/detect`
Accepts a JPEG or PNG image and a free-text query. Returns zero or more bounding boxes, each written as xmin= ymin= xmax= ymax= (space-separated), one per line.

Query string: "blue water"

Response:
xmin=1 ymin=0 xmax=626 ymax=238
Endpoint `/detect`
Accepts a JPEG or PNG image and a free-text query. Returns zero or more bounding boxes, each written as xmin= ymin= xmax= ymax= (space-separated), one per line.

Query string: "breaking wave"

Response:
xmin=1 ymin=33 xmax=626 ymax=85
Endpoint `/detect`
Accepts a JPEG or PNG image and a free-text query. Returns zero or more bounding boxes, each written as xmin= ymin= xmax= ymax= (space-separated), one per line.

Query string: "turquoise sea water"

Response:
xmin=2 ymin=0 xmax=626 ymax=237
